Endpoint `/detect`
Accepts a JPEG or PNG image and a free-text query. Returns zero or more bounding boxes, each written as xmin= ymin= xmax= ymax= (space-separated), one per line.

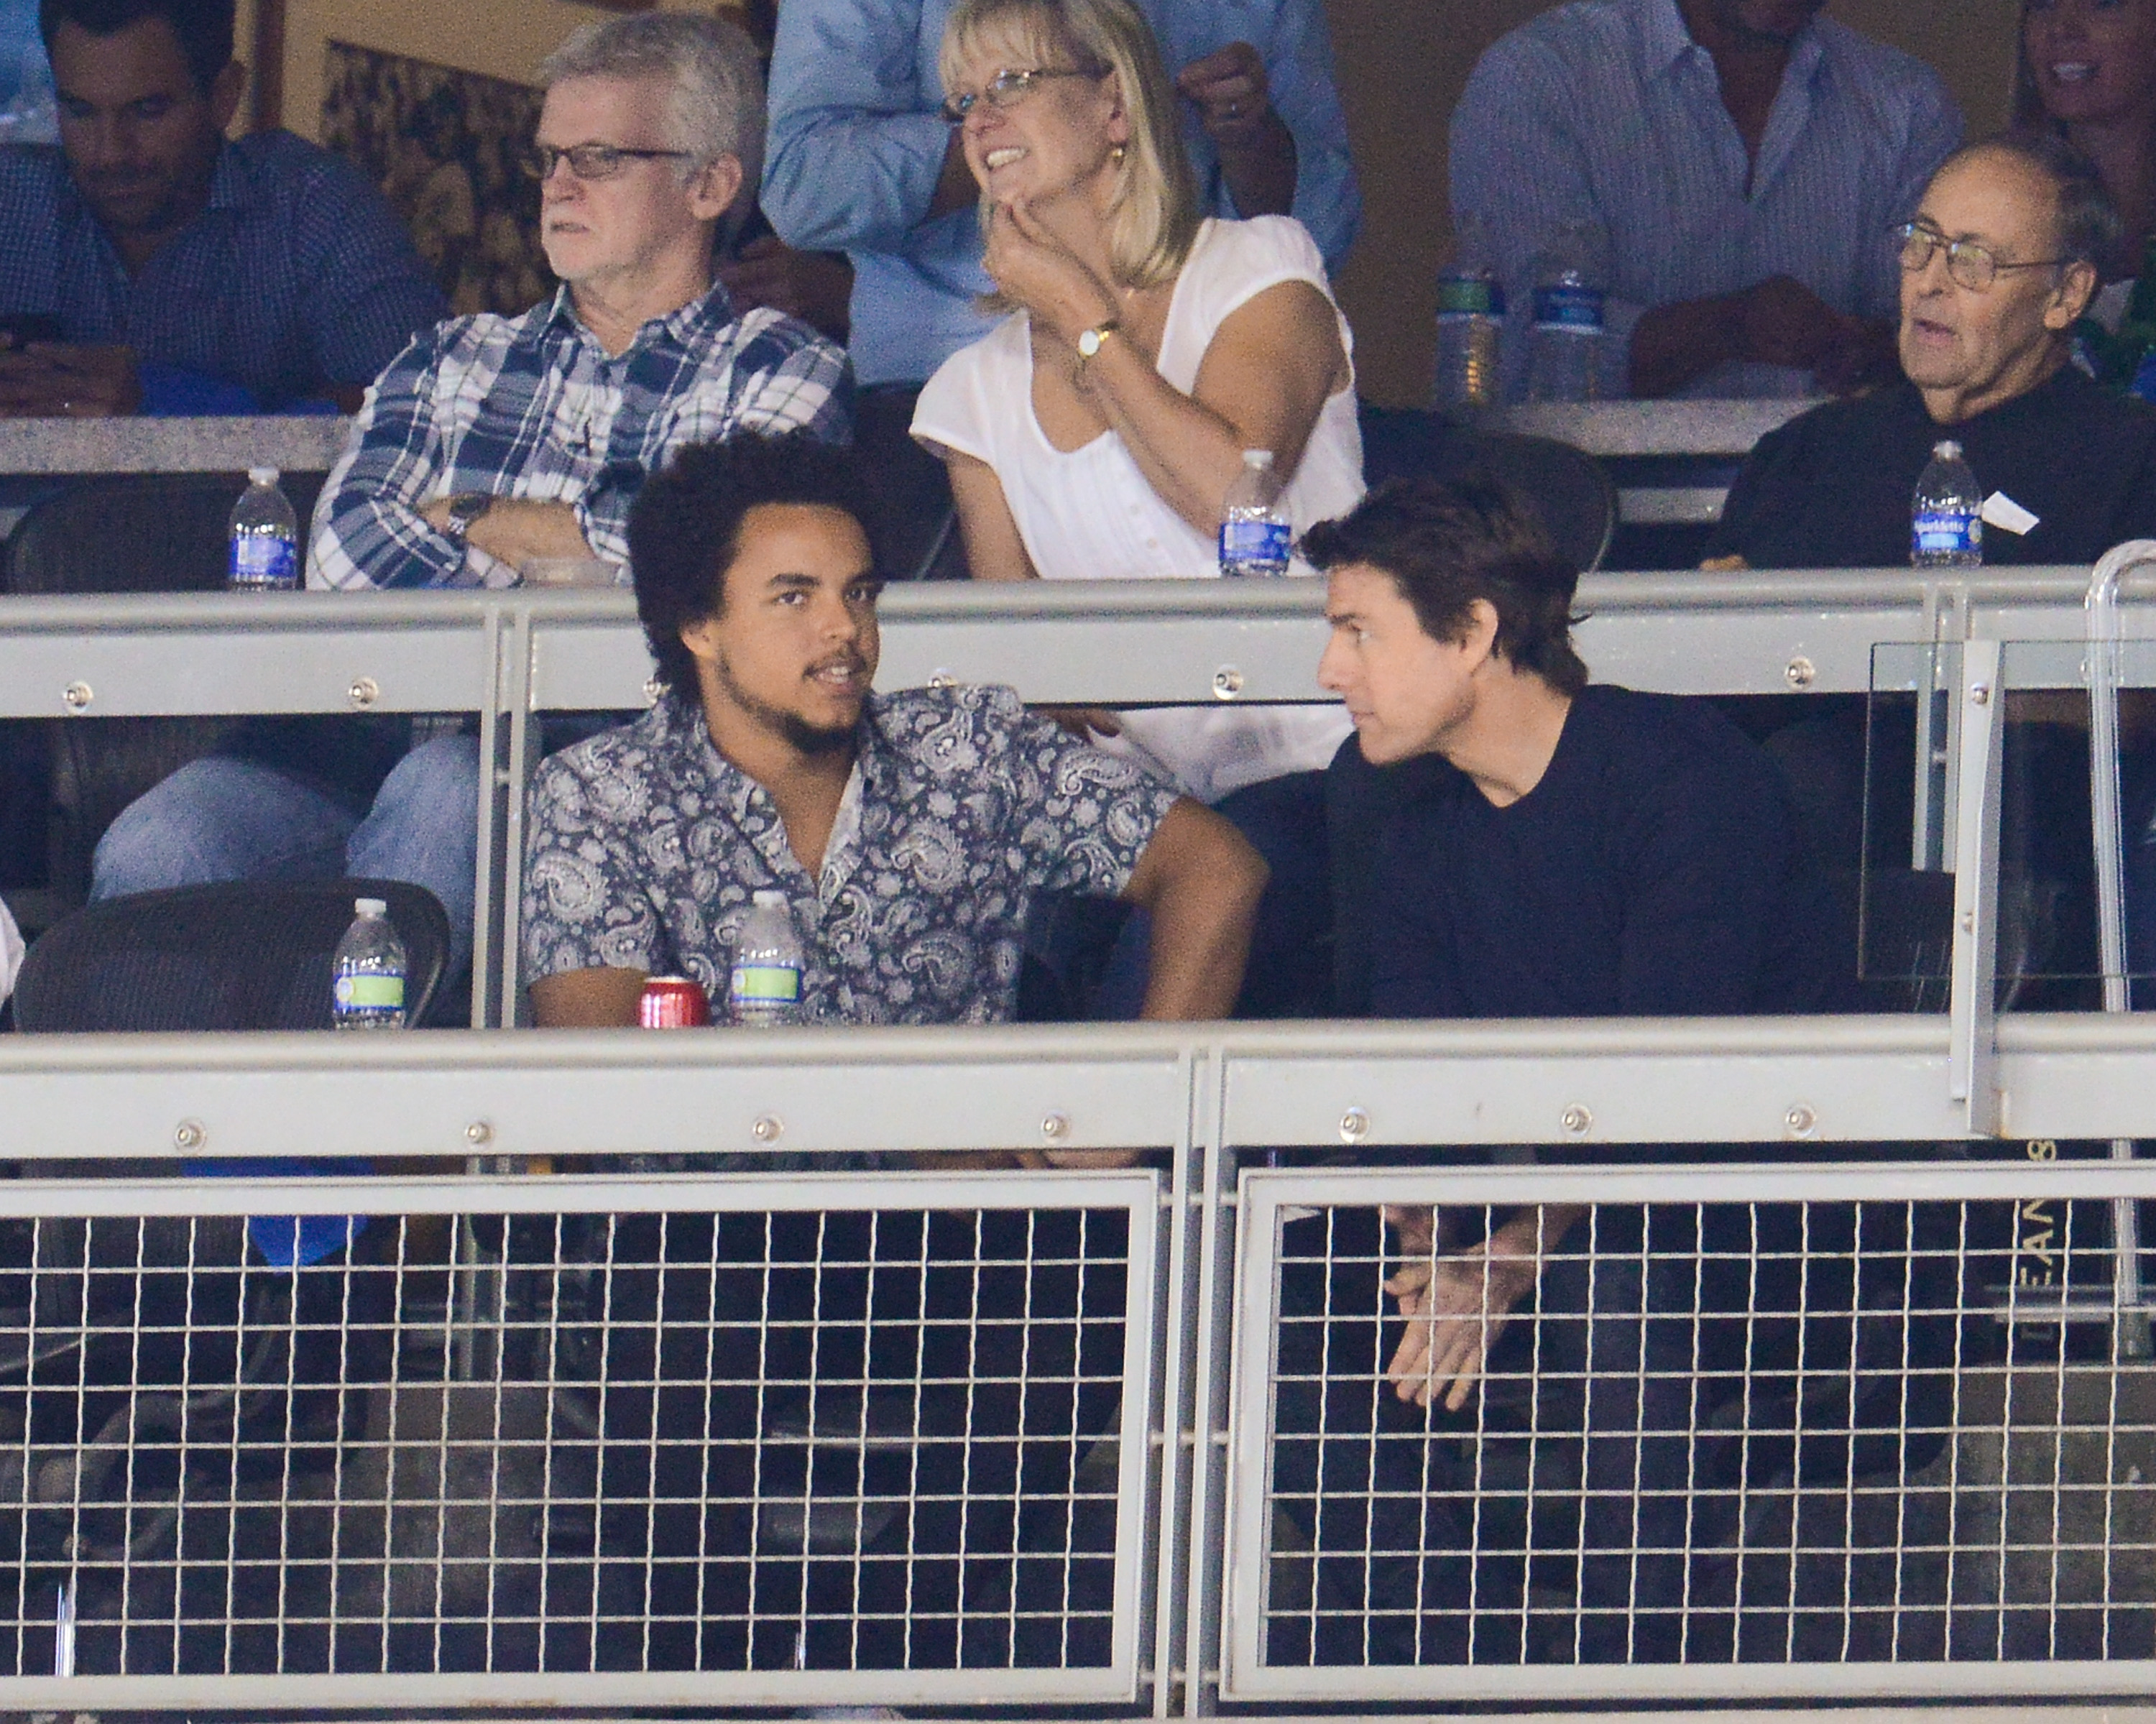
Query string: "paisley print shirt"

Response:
xmin=521 ymin=683 xmax=1181 ymax=1023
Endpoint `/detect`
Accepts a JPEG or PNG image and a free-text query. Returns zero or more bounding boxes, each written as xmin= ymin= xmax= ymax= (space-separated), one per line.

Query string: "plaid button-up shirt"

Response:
xmin=309 ymin=282 xmax=852 ymax=589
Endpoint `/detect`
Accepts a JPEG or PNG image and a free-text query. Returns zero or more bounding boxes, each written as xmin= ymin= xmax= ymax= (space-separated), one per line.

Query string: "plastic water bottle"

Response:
xmin=1432 ymin=217 xmax=1504 ymax=412
xmin=1526 ymin=222 xmax=1609 ymax=404
xmin=228 ymin=466 xmax=299 ymax=591
xmin=1219 ymin=450 xmax=1291 ymax=578
xmin=1911 ymin=439 xmax=1982 ymax=568
xmin=331 ymin=898 xmax=407 ymax=1030
xmin=729 ymin=889 xmax=803 ymax=1028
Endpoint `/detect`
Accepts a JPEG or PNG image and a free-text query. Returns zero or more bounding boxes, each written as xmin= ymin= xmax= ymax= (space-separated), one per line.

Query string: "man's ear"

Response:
xmin=2047 ymin=259 xmax=2100 ymax=331
xmin=208 ymin=59 xmax=246 ymax=134
xmin=679 ymin=613 xmax=722 ymax=666
xmin=1458 ymin=597 xmax=1502 ymax=673
xmin=686 ymin=152 xmax=745 ymax=225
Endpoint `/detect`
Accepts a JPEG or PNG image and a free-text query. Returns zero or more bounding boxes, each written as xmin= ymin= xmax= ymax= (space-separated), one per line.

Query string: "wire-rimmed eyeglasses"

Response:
xmin=940 ymin=65 xmax=1110 ymax=125
xmin=1894 ymin=220 xmax=2073 ymax=292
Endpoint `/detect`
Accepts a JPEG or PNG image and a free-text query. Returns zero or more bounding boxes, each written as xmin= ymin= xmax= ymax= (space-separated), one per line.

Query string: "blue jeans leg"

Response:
xmin=346 ymin=734 xmax=480 ymax=977
xmin=90 ymin=757 xmax=355 ymax=901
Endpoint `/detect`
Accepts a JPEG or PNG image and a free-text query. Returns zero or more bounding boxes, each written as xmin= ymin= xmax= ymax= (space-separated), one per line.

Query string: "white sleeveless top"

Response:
xmin=913 ymin=216 xmax=1360 ymax=802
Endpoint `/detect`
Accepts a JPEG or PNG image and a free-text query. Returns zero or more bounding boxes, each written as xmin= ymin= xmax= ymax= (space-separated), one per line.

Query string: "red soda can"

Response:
xmin=638 ymin=975 xmax=709 ymax=1028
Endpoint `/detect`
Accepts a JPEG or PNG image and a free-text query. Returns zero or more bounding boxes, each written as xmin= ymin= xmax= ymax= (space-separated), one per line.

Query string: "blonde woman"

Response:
xmin=911 ymin=0 xmax=1359 ymax=1012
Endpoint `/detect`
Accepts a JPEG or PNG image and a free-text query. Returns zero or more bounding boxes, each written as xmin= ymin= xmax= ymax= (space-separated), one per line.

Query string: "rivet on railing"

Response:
xmin=1041 ymin=1112 xmax=1071 ymax=1140
xmin=1784 ymin=656 xmax=1816 ymax=689
xmin=929 ymin=668 xmax=957 ymax=690
xmin=642 ymin=676 xmax=663 ymax=705
xmin=173 ymin=1120 xmax=206 ymax=1151
xmin=61 ymin=682 xmax=91 ymax=711
xmin=752 ymin=1114 xmax=783 ymax=1143
xmin=465 ymin=1121 xmax=494 ymax=1146
xmin=1560 ymin=1105 xmax=1593 ymax=1138
xmin=347 ymin=676 xmax=379 ymax=708
xmin=1784 ymin=1104 xmax=1818 ymax=1138
xmin=1339 ymin=1107 xmax=1370 ymax=1143
xmin=1969 ymin=682 xmax=1991 ymax=706
xmin=1212 ymin=666 xmax=1243 ymax=700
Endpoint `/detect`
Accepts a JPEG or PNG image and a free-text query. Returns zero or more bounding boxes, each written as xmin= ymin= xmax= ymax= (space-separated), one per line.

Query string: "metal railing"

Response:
xmin=9 ymin=563 xmax=2155 ymax=1023
xmin=6 ymin=569 xmax=2156 ymax=1711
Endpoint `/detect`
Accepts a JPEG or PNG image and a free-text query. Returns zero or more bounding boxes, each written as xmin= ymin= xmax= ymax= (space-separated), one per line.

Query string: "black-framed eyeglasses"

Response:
xmin=1894 ymin=220 xmax=2073 ymax=292
xmin=522 ymin=142 xmax=694 ymax=183
xmin=940 ymin=65 xmax=1109 ymax=125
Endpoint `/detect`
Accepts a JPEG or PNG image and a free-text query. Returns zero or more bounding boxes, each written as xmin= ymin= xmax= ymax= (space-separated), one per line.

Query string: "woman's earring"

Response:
xmin=1110 ymin=143 xmax=1127 ymax=165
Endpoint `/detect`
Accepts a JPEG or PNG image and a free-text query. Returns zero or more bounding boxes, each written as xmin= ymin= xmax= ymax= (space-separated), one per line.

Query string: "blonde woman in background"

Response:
xmin=911 ymin=0 xmax=1360 ymax=1015
xmin=2017 ymin=0 xmax=2156 ymax=368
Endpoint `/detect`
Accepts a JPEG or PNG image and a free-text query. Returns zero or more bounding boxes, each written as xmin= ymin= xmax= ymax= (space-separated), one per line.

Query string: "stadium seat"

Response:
xmin=1 ymin=471 xmax=330 ymax=911
xmin=1358 ymin=401 xmax=1618 ymax=573
xmin=12 ymin=877 xmax=448 ymax=1033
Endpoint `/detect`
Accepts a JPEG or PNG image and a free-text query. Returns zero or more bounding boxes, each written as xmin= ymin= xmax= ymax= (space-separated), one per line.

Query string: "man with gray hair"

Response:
xmin=309 ymin=9 xmax=847 ymax=592
xmin=89 ymin=9 xmax=851 ymax=992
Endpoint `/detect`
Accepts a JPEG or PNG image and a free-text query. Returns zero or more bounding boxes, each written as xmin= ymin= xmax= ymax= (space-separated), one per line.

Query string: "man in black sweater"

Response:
xmin=1711 ymin=130 xmax=2156 ymax=570
xmin=1293 ymin=479 xmax=1942 ymax=1664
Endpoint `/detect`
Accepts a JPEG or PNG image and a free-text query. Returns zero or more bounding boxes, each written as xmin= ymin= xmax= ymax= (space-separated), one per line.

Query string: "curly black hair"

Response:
xmin=626 ymin=433 xmax=879 ymax=705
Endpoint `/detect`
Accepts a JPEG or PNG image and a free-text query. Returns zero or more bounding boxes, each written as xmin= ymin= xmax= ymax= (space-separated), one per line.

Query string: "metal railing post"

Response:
xmin=1917 ymin=580 xmax=1970 ymax=872
xmin=469 ymin=605 xmax=509 ymax=1029
xmin=1179 ymin=1038 xmax=1233 ymax=1718
xmin=2087 ymin=541 xmax=2156 ymax=1357
xmin=1950 ymin=635 xmax=2004 ymax=1135
xmin=497 ymin=602 xmax=539 ymax=1028
xmin=1151 ymin=1043 xmax=1204 ymax=1718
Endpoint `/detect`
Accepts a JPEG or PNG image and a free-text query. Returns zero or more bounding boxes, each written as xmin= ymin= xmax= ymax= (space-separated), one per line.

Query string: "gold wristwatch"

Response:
xmin=1074 ymin=318 xmax=1122 ymax=376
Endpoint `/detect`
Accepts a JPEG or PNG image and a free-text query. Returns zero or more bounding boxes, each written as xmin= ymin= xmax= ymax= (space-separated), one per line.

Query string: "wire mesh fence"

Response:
xmin=0 ymin=1173 xmax=1158 ymax=1702
xmin=1227 ymin=1161 xmax=2156 ymax=1698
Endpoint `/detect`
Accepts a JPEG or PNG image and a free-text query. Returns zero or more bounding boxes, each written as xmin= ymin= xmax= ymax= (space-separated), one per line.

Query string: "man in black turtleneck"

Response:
xmin=1710 ymin=131 xmax=2156 ymax=570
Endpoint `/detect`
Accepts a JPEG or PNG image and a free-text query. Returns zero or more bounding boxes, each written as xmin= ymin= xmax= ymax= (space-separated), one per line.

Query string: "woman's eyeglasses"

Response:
xmin=523 ymin=143 xmax=694 ymax=183
xmin=940 ymin=65 xmax=1108 ymax=125
xmin=1894 ymin=221 xmax=2072 ymax=292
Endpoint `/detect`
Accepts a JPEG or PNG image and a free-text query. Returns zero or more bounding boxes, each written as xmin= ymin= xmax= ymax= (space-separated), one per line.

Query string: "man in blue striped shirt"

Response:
xmin=1452 ymin=0 xmax=1963 ymax=400
xmin=92 ymin=12 xmax=852 ymax=986
xmin=0 ymin=0 xmax=443 ymax=415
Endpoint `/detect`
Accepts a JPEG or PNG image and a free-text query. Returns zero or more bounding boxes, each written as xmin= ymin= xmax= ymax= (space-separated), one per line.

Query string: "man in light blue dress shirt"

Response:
xmin=1452 ymin=0 xmax=1963 ymax=400
xmin=763 ymin=0 xmax=1358 ymax=391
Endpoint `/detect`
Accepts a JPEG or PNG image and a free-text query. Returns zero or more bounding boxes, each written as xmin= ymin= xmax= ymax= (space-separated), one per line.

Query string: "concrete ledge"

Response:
xmin=0 ymin=415 xmax=352 ymax=475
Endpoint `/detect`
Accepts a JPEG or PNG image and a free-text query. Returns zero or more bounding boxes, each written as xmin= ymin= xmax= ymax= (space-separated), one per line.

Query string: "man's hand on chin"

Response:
xmin=0 ymin=342 xmax=141 ymax=418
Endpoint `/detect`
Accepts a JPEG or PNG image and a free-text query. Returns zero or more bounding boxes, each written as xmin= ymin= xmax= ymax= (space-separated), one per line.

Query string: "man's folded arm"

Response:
xmin=308 ymin=333 xmax=479 ymax=590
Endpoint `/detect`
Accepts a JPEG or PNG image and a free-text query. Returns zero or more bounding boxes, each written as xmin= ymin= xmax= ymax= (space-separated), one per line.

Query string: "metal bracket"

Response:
xmin=1948 ymin=636 xmax=2003 ymax=1134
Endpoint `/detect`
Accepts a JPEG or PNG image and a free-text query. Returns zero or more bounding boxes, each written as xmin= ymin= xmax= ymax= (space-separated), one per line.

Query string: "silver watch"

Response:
xmin=443 ymin=491 xmax=494 ymax=543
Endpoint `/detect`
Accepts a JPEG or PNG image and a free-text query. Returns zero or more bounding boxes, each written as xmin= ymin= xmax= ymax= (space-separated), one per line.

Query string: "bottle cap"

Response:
xmin=752 ymin=889 xmax=788 ymax=908
xmin=1934 ymin=441 xmax=1962 ymax=461
xmin=354 ymin=897 xmax=387 ymax=916
xmin=248 ymin=466 xmax=280 ymax=487
xmin=1241 ymin=449 xmax=1274 ymax=469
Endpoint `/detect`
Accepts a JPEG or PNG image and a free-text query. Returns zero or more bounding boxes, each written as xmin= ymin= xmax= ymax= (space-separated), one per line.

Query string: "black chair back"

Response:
xmin=1358 ymin=402 xmax=1618 ymax=574
xmin=14 ymin=880 xmax=450 ymax=1032
xmin=1 ymin=471 xmax=332 ymax=912
xmin=2 ymin=471 xmax=328 ymax=596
